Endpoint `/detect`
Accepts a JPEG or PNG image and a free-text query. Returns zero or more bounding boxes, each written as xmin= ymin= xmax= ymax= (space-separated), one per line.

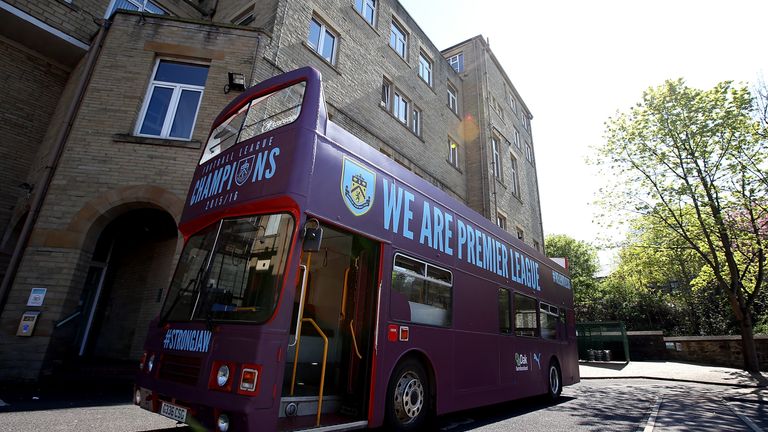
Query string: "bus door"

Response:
xmin=281 ymin=223 xmax=378 ymax=429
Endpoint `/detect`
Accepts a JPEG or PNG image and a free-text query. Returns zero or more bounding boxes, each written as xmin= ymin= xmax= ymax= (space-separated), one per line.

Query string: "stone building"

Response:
xmin=0 ymin=0 xmax=543 ymax=381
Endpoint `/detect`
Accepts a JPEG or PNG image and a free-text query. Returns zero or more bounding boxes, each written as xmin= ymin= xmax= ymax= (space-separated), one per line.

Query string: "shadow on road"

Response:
xmin=0 ymin=379 xmax=133 ymax=413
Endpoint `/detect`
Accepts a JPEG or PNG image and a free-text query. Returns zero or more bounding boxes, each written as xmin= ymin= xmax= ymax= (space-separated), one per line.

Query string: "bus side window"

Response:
xmin=498 ymin=288 xmax=511 ymax=334
xmin=513 ymin=293 xmax=538 ymax=337
xmin=539 ymin=302 xmax=558 ymax=340
xmin=391 ymin=254 xmax=452 ymax=327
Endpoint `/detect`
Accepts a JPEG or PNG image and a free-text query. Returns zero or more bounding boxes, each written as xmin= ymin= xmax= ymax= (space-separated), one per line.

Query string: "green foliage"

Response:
xmin=593 ymin=78 xmax=768 ymax=370
xmin=544 ymin=234 xmax=599 ymax=320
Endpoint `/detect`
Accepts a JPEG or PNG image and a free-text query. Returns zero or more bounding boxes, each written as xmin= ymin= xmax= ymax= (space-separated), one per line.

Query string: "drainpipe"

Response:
xmin=0 ymin=20 xmax=111 ymax=317
xmin=482 ymin=38 xmax=499 ymax=221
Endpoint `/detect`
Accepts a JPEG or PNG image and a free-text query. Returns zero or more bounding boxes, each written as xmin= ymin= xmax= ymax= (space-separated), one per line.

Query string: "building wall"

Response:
xmin=0 ymin=39 xmax=69 ymax=249
xmin=5 ymin=0 xmax=104 ymax=45
xmin=0 ymin=11 xmax=270 ymax=380
xmin=261 ymin=0 xmax=468 ymax=201
xmin=442 ymin=36 xmax=544 ymax=249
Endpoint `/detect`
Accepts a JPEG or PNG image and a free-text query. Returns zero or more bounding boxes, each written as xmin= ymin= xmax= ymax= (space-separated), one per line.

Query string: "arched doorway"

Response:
xmin=76 ymin=208 xmax=178 ymax=364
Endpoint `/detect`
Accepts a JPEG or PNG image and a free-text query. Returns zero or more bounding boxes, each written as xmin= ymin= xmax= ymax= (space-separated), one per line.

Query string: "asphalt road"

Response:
xmin=0 ymin=380 xmax=765 ymax=431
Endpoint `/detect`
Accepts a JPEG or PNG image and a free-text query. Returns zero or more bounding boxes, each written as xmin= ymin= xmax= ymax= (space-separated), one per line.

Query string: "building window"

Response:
xmin=390 ymin=21 xmax=407 ymax=59
xmin=393 ymin=92 xmax=409 ymax=124
xmin=492 ymin=135 xmax=502 ymax=180
xmin=308 ymin=16 xmax=338 ymax=64
xmin=447 ymin=82 xmax=458 ymax=114
xmin=513 ymin=128 xmax=521 ymax=148
xmin=354 ymin=0 xmax=376 ymax=25
xmin=448 ymin=52 xmax=464 ymax=73
xmin=510 ymin=154 xmax=520 ymax=197
xmin=381 ymin=78 xmax=391 ymax=110
xmin=411 ymin=106 xmax=421 ymax=136
xmin=525 ymin=142 xmax=534 ymax=164
xmin=448 ymin=138 xmax=459 ymax=169
xmin=136 ymin=60 xmax=209 ymax=140
xmin=107 ymin=0 xmax=166 ymax=17
xmin=516 ymin=227 xmax=524 ymax=241
xmin=418 ymin=52 xmax=433 ymax=86
xmin=496 ymin=213 xmax=507 ymax=230
xmin=392 ymin=254 xmax=453 ymax=327
xmin=508 ymin=92 xmax=517 ymax=113
xmin=493 ymin=97 xmax=504 ymax=121
xmin=499 ymin=288 xmax=512 ymax=334
xmin=514 ymin=293 xmax=539 ymax=337
xmin=522 ymin=112 xmax=531 ymax=131
xmin=533 ymin=240 xmax=540 ymax=252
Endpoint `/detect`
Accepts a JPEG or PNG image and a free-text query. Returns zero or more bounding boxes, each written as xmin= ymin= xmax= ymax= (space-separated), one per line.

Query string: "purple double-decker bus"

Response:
xmin=134 ymin=67 xmax=578 ymax=432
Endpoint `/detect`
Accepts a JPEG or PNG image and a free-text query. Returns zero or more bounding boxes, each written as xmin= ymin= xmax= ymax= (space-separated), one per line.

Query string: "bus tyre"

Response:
xmin=547 ymin=360 xmax=562 ymax=401
xmin=386 ymin=359 xmax=430 ymax=431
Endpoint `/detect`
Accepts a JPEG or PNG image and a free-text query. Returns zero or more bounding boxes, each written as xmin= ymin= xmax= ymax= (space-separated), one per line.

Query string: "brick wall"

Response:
xmin=0 ymin=39 xmax=69 ymax=248
xmin=262 ymin=0 xmax=468 ymax=202
xmin=665 ymin=335 xmax=768 ymax=370
xmin=626 ymin=331 xmax=667 ymax=361
xmin=0 ymin=12 xmax=270 ymax=381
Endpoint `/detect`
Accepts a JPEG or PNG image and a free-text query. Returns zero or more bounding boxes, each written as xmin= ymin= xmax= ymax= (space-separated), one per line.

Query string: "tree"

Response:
xmin=596 ymin=79 xmax=768 ymax=371
xmin=544 ymin=234 xmax=600 ymax=320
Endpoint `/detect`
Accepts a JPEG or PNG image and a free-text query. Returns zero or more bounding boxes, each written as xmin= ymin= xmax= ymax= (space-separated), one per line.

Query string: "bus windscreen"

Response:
xmin=161 ymin=213 xmax=295 ymax=323
xmin=200 ymin=81 xmax=306 ymax=164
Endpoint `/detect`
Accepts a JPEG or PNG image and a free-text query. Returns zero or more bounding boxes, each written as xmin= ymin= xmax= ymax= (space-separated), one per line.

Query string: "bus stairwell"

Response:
xmin=280 ymin=226 xmax=378 ymax=430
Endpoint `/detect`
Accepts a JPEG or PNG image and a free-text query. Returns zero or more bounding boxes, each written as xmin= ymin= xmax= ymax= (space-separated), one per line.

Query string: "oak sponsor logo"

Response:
xmin=515 ymin=353 xmax=529 ymax=371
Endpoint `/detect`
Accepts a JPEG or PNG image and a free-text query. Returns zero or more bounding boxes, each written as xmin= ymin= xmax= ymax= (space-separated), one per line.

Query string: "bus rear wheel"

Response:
xmin=386 ymin=359 xmax=430 ymax=431
xmin=548 ymin=360 xmax=562 ymax=401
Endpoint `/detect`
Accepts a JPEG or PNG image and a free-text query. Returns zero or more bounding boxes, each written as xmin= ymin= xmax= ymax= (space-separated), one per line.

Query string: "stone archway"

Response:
xmin=42 ymin=186 xmax=185 ymax=377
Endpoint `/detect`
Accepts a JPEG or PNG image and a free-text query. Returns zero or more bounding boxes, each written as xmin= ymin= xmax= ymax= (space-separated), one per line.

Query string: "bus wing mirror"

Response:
xmin=303 ymin=219 xmax=323 ymax=252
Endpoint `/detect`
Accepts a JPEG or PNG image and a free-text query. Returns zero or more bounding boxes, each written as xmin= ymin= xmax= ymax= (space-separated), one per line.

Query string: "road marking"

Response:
xmin=723 ymin=398 xmax=762 ymax=432
xmin=642 ymin=396 xmax=663 ymax=432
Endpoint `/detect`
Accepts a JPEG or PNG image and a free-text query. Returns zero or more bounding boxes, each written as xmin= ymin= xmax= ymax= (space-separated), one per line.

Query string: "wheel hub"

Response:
xmin=394 ymin=371 xmax=424 ymax=422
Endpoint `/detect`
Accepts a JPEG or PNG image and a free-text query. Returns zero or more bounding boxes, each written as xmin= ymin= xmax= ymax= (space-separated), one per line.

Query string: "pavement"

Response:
xmin=579 ymin=360 xmax=768 ymax=388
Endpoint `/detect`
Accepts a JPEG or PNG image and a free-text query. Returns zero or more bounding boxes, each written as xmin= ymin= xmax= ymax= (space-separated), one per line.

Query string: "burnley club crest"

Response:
xmin=341 ymin=156 xmax=375 ymax=216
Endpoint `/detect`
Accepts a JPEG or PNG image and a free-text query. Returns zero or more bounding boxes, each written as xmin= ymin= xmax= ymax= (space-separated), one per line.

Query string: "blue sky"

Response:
xmin=400 ymin=0 xmax=768 ymax=271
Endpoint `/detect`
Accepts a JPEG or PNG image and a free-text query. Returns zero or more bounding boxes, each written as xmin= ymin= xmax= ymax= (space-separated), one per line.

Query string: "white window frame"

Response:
xmin=496 ymin=213 xmax=507 ymax=230
xmin=354 ymin=0 xmax=376 ymax=26
xmin=381 ymin=78 xmax=391 ymax=110
xmin=418 ymin=52 xmax=433 ymax=86
xmin=135 ymin=59 xmax=207 ymax=141
xmin=308 ymin=16 xmax=338 ymax=65
xmin=105 ymin=0 xmax=166 ymax=17
xmin=510 ymin=154 xmax=520 ymax=197
xmin=508 ymin=92 xmax=517 ymax=113
xmin=412 ymin=105 xmax=421 ymax=136
xmin=492 ymin=135 xmax=502 ymax=180
xmin=393 ymin=91 xmax=409 ymax=124
xmin=447 ymin=82 xmax=458 ymax=114
xmin=448 ymin=138 xmax=459 ymax=168
xmin=513 ymin=128 xmax=521 ymax=148
xmin=448 ymin=52 xmax=464 ymax=73
xmin=390 ymin=20 xmax=407 ymax=59
xmin=525 ymin=142 xmax=533 ymax=164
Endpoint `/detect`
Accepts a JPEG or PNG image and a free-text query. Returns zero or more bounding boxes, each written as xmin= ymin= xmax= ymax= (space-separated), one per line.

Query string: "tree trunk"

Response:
xmin=739 ymin=314 xmax=760 ymax=372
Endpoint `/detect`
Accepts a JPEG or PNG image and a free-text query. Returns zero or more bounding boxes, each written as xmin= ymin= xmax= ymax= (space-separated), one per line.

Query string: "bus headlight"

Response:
xmin=147 ymin=354 xmax=156 ymax=372
xmin=217 ymin=413 xmax=230 ymax=432
xmin=216 ymin=365 xmax=230 ymax=387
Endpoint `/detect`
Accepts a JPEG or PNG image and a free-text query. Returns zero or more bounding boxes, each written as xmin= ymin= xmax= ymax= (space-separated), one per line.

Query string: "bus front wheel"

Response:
xmin=547 ymin=360 xmax=562 ymax=401
xmin=385 ymin=359 xmax=430 ymax=431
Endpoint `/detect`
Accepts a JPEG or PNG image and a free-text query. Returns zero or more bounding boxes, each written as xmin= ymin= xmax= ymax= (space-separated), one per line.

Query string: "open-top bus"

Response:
xmin=134 ymin=67 xmax=578 ymax=432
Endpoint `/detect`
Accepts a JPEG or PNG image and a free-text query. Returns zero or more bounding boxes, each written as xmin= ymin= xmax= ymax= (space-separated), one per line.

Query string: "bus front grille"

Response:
xmin=159 ymin=354 xmax=202 ymax=385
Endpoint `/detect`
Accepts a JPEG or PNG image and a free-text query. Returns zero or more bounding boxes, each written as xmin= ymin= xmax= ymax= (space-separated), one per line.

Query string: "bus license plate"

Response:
xmin=160 ymin=401 xmax=188 ymax=422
